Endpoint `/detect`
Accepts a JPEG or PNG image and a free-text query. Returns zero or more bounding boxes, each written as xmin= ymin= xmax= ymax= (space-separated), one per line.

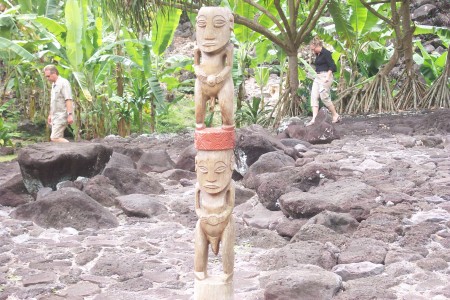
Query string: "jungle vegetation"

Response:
xmin=0 ymin=0 xmax=448 ymax=143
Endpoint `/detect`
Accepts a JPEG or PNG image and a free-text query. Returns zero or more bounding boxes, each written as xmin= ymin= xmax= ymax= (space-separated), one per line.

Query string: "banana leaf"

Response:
xmin=232 ymin=0 xmax=259 ymax=42
xmin=17 ymin=0 xmax=32 ymax=13
xmin=328 ymin=0 xmax=356 ymax=44
xmin=349 ymin=0 xmax=367 ymax=34
xmin=72 ymin=71 xmax=93 ymax=101
xmin=151 ymin=8 xmax=181 ymax=56
xmin=148 ymin=76 xmax=165 ymax=112
xmin=414 ymin=25 xmax=450 ymax=47
xmin=122 ymin=29 xmax=143 ymax=67
xmin=0 ymin=37 xmax=35 ymax=61
xmin=65 ymin=0 xmax=83 ymax=70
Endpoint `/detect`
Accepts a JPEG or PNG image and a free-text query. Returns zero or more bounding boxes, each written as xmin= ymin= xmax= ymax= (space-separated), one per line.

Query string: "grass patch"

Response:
xmin=156 ymin=96 xmax=196 ymax=133
xmin=0 ymin=154 xmax=18 ymax=162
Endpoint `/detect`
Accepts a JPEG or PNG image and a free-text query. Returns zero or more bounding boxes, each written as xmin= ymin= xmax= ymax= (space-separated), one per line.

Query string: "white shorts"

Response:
xmin=311 ymin=73 xmax=333 ymax=107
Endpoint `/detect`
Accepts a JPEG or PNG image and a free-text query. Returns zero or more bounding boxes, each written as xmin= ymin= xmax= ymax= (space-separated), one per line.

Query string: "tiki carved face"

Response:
xmin=196 ymin=7 xmax=234 ymax=54
xmin=195 ymin=150 xmax=234 ymax=194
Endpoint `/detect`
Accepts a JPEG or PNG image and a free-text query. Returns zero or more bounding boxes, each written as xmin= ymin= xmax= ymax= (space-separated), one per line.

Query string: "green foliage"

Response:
xmin=255 ymin=67 xmax=269 ymax=88
xmin=328 ymin=0 xmax=355 ymax=44
xmin=204 ymin=110 xmax=215 ymax=128
xmin=414 ymin=43 xmax=448 ymax=85
xmin=255 ymin=66 xmax=269 ymax=103
xmin=156 ymin=97 xmax=195 ymax=133
xmin=0 ymin=118 xmax=13 ymax=147
xmin=236 ymin=97 xmax=271 ymax=126
xmin=414 ymin=25 xmax=450 ymax=47
xmin=0 ymin=37 xmax=35 ymax=61
xmin=0 ymin=154 xmax=18 ymax=162
xmin=65 ymin=0 xmax=83 ymax=70
xmin=319 ymin=0 xmax=389 ymax=87
xmin=152 ymin=8 xmax=182 ymax=56
xmin=358 ymin=41 xmax=389 ymax=78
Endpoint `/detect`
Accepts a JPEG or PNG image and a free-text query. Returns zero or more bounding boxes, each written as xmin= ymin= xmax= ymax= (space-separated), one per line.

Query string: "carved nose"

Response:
xmin=204 ymin=26 xmax=215 ymax=39
xmin=206 ymin=172 xmax=216 ymax=182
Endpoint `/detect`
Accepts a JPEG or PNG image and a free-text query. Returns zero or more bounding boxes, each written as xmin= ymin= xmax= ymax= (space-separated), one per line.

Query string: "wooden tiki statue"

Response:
xmin=194 ymin=6 xmax=234 ymax=131
xmin=193 ymin=6 xmax=236 ymax=300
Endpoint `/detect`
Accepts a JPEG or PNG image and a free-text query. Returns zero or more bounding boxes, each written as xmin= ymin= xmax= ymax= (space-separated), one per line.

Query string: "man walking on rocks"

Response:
xmin=43 ymin=65 xmax=74 ymax=142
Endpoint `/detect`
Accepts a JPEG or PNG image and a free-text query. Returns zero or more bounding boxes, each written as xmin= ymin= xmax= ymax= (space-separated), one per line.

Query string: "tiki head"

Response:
xmin=196 ymin=7 xmax=234 ymax=54
xmin=195 ymin=149 xmax=234 ymax=194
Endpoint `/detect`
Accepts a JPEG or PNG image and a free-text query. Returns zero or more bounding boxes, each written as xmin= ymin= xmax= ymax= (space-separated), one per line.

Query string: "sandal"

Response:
xmin=332 ymin=115 xmax=341 ymax=123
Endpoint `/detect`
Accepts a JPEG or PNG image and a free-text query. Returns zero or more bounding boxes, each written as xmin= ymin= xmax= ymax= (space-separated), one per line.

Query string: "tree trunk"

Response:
xmin=116 ymin=42 xmax=124 ymax=97
xmin=139 ymin=106 xmax=143 ymax=134
xmin=287 ymin=54 xmax=301 ymax=115
xmin=401 ymin=0 xmax=414 ymax=77
xmin=150 ymin=97 xmax=156 ymax=133
xmin=236 ymin=81 xmax=245 ymax=127
xmin=118 ymin=118 xmax=127 ymax=137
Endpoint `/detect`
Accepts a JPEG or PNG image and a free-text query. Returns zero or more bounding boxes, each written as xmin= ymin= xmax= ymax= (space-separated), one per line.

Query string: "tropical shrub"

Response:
xmin=236 ymin=97 xmax=272 ymax=127
xmin=0 ymin=117 xmax=13 ymax=147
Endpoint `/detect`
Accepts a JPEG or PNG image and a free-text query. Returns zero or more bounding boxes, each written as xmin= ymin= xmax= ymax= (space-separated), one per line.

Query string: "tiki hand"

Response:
xmin=216 ymin=74 xmax=224 ymax=83
xmin=194 ymin=65 xmax=207 ymax=82
xmin=207 ymin=75 xmax=216 ymax=87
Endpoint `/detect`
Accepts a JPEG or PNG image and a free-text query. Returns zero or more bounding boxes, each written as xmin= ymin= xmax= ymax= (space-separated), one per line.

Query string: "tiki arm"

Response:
xmin=194 ymin=47 xmax=207 ymax=82
xmin=215 ymin=43 xmax=234 ymax=84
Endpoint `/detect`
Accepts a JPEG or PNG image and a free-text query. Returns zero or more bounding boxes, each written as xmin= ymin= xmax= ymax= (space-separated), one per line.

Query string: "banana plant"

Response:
xmin=15 ymin=0 xmax=61 ymax=19
xmin=414 ymin=42 xmax=448 ymax=85
xmin=254 ymin=66 xmax=269 ymax=107
xmin=87 ymin=7 xmax=182 ymax=133
xmin=413 ymin=24 xmax=450 ymax=84
xmin=320 ymin=0 xmax=387 ymax=87
xmin=236 ymin=97 xmax=271 ymax=126
xmin=0 ymin=117 xmax=13 ymax=147
xmin=0 ymin=4 xmax=47 ymax=121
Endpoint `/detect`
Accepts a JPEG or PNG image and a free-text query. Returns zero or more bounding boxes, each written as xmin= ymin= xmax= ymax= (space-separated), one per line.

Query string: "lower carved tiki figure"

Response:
xmin=194 ymin=149 xmax=235 ymax=283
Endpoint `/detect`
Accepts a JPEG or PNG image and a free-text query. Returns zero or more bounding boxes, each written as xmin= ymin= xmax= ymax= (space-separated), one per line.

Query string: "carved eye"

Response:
xmin=197 ymin=16 xmax=207 ymax=28
xmin=213 ymin=16 xmax=226 ymax=28
xmin=198 ymin=166 xmax=208 ymax=174
xmin=215 ymin=166 xmax=226 ymax=173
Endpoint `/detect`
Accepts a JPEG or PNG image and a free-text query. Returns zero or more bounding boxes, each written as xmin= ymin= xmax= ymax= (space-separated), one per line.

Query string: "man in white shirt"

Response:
xmin=43 ymin=65 xmax=74 ymax=142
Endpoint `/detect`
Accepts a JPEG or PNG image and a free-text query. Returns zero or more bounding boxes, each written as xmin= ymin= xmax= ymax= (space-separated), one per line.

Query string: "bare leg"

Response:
xmin=327 ymin=103 xmax=340 ymax=123
xmin=220 ymin=217 xmax=235 ymax=283
xmin=307 ymin=78 xmax=320 ymax=126
xmin=194 ymin=221 xmax=209 ymax=280
xmin=306 ymin=106 xmax=319 ymax=126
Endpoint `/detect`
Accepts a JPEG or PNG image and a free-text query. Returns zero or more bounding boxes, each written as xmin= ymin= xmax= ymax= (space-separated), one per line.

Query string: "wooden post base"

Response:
xmin=194 ymin=276 xmax=234 ymax=300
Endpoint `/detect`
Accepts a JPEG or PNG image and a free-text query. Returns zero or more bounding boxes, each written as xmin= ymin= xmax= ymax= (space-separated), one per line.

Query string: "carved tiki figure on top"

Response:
xmin=194 ymin=149 xmax=235 ymax=283
xmin=194 ymin=7 xmax=234 ymax=131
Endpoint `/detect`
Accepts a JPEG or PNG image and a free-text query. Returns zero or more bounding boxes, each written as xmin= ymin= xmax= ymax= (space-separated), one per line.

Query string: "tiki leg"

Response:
xmin=194 ymin=220 xmax=209 ymax=280
xmin=218 ymin=79 xmax=234 ymax=130
xmin=195 ymin=80 xmax=208 ymax=130
xmin=221 ymin=216 xmax=235 ymax=283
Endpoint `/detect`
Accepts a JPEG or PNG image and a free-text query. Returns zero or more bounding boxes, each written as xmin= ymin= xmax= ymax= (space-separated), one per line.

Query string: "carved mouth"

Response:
xmin=204 ymin=184 xmax=219 ymax=189
xmin=202 ymin=42 xmax=216 ymax=47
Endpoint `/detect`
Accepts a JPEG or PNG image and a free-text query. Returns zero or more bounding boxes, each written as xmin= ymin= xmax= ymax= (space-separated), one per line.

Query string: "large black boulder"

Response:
xmin=18 ymin=142 xmax=113 ymax=196
xmin=102 ymin=167 xmax=165 ymax=195
xmin=283 ymin=108 xmax=340 ymax=144
xmin=0 ymin=174 xmax=33 ymax=207
xmin=235 ymin=125 xmax=300 ymax=177
xmin=10 ymin=187 xmax=119 ymax=230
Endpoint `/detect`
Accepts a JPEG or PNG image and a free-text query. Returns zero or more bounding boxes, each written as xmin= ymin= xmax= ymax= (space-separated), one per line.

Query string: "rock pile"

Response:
xmin=0 ymin=109 xmax=450 ymax=299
